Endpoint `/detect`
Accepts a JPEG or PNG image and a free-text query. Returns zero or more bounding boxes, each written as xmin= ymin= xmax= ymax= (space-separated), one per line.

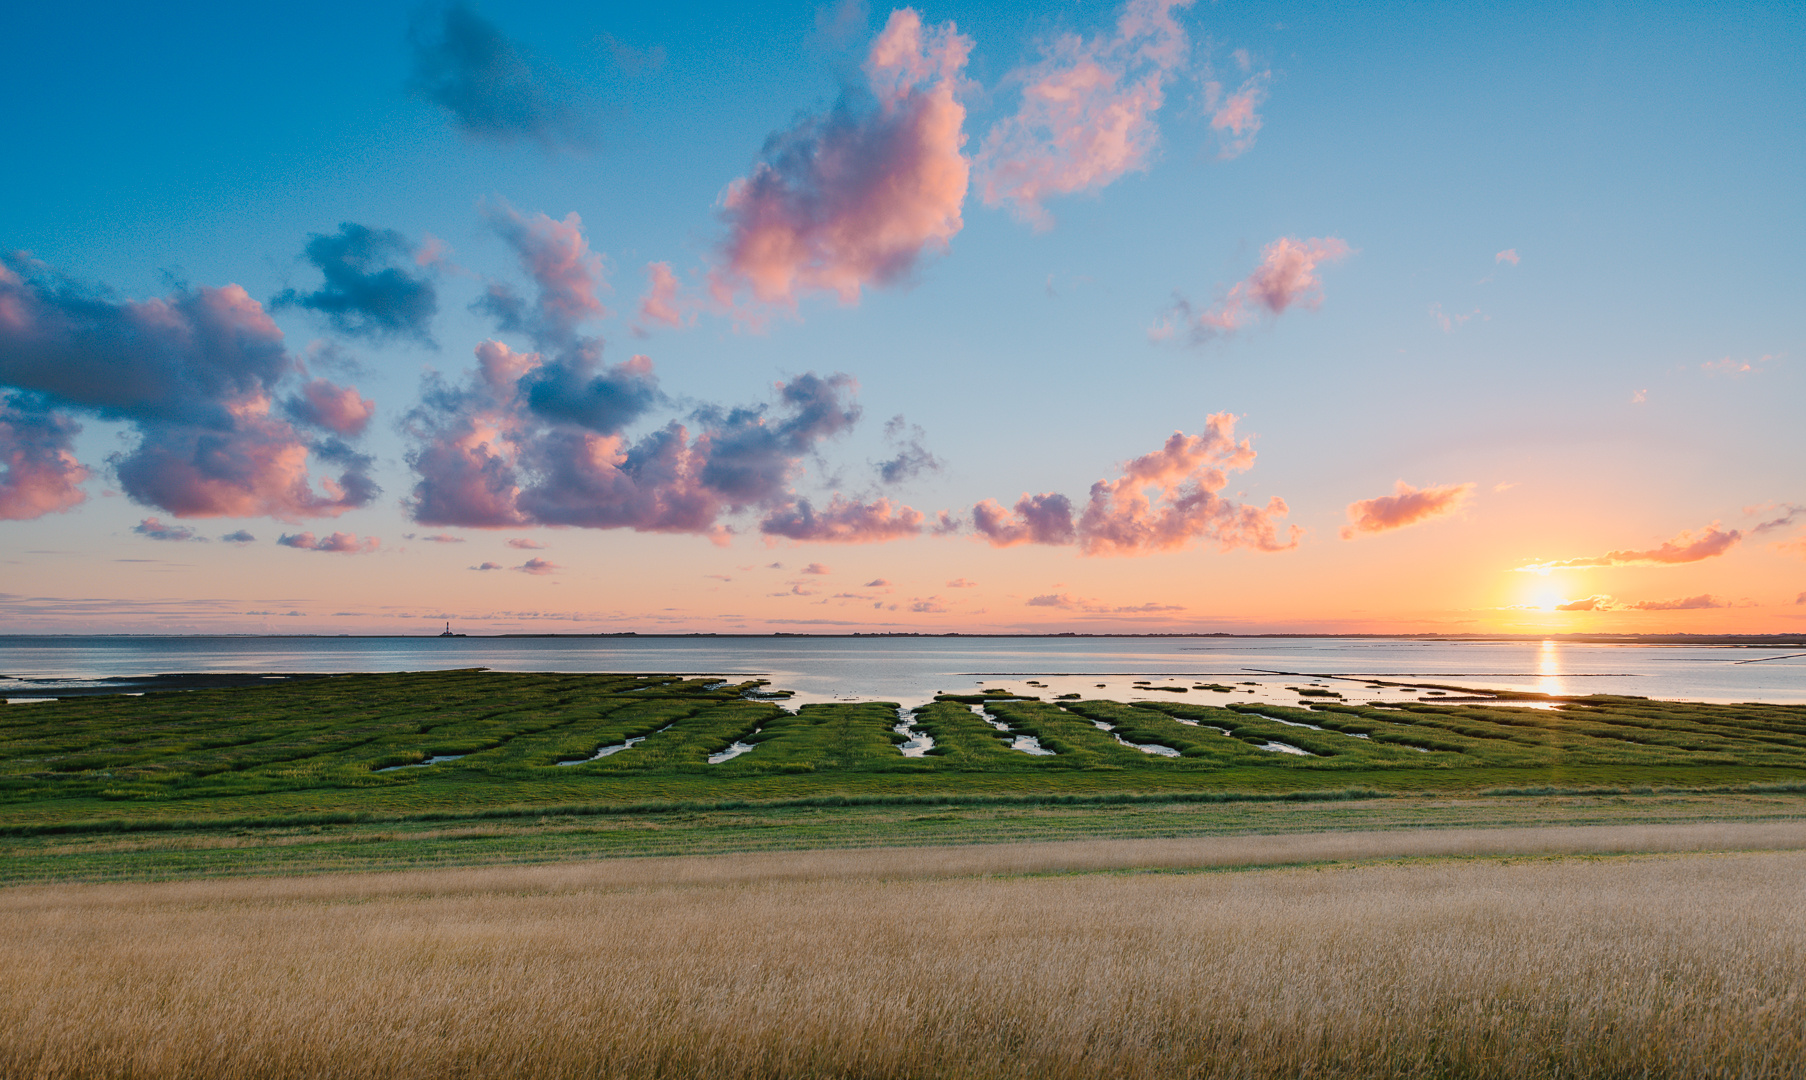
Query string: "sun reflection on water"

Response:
xmin=1537 ymin=639 xmax=1564 ymax=697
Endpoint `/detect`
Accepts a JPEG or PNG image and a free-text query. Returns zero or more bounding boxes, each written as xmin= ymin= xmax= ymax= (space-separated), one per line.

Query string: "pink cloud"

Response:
xmin=421 ymin=533 xmax=466 ymax=543
xmin=1204 ymin=68 xmax=1269 ymax=160
xmin=1630 ymin=595 xmax=1723 ymax=611
xmin=910 ymin=595 xmax=949 ymax=613
xmin=1159 ymin=236 xmax=1352 ymax=342
xmin=802 ymin=562 xmax=831 ymax=575
xmin=1340 ymin=480 xmax=1475 ymax=540
xmin=972 ymin=493 xmax=1077 ymax=547
xmin=971 ymin=414 xmax=1297 ymax=556
xmin=1496 ymin=249 xmax=1520 ymax=265
xmin=405 ymin=350 xmax=878 ymax=543
xmin=0 ymin=257 xmax=377 ymax=522
xmin=760 ymin=495 xmax=925 ymax=543
xmin=864 ymin=578 xmax=891 ymax=587
xmin=1518 ymin=524 xmax=1743 ymax=571
xmin=1701 ymin=354 xmax=1774 ymax=377
xmin=636 ymin=261 xmax=688 ymax=329
xmin=479 ymin=203 xmax=609 ymax=344
xmin=515 ymin=557 xmax=559 ymax=575
xmin=1555 ymin=595 xmax=1611 ymax=611
xmin=977 ymin=0 xmax=1191 ymax=227
xmin=710 ymin=8 xmax=971 ymax=309
xmin=1075 ymin=417 xmax=1298 ymax=555
xmin=0 ymin=396 xmax=87 ymax=520
xmin=277 ymin=531 xmax=380 ymax=554
xmin=947 ymin=577 xmax=976 ymax=588
xmin=285 ymin=378 xmax=376 ymax=436
xmin=132 ymin=517 xmax=200 ymax=541
xmin=1748 ymin=503 xmax=1803 ymax=534
xmin=507 ymin=537 xmax=547 ymax=549
xmin=472 ymin=561 xmax=503 ymax=570
xmin=1027 ymin=593 xmax=1074 ymax=608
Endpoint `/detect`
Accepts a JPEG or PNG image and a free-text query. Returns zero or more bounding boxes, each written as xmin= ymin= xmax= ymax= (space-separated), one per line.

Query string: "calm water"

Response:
xmin=2 ymin=635 xmax=1803 ymax=707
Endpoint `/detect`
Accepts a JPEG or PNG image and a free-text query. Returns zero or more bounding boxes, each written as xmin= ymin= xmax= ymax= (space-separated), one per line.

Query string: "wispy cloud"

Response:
xmin=1555 ymin=593 xmax=1724 ymax=612
xmin=132 ymin=517 xmax=202 ymax=542
xmin=875 ymin=414 xmax=942 ymax=485
xmin=1204 ymin=62 xmax=1268 ymax=160
xmin=277 ymin=531 xmax=380 ymax=554
xmin=760 ymin=495 xmax=925 ymax=544
xmin=1157 ymin=236 xmax=1351 ymax=343
xmin=407 ymin=2 xmax=596 ymax=152
xmin=1340 ymin=481 xmax=1474 ymax=540
xmin=1517 ymin=524 xmax=1742 ymax=572
xmin=977 ymin=0 xmax=1192 ymax=228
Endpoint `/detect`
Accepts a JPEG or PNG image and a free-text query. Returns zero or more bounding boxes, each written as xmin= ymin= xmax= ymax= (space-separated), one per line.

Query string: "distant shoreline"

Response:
xmin=4 ymin=632 xmax=1805 ymax=646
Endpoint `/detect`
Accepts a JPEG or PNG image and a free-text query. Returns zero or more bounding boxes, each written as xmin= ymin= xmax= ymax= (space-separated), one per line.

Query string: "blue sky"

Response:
xmin=2 ymin=0 xmax=1801 ymax=633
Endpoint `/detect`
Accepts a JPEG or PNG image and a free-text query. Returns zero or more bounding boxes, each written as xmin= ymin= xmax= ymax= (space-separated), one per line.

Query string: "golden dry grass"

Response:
xmin=4 ymin=825 xmax=1806 ymax=1079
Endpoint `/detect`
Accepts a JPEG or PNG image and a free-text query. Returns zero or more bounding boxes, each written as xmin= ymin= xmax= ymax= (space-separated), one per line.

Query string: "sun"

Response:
xmin=1526 ymin=584 xmax=1566 ymax=612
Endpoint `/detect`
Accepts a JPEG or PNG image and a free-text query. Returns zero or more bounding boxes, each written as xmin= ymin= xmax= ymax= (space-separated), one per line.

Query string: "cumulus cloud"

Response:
xmin=472 ymin=561 xmax=503 ymax=570
xmin=477 ymin=203 xmax=610 ymax=348
xmin=864 ymin=578 xmax=891 ymax=587
xmin=272 ymin=223 xmax=438 ymax=344
xmin=974 ymin=415 xmax=1293 ymax=556
xmin=405 ymin=340 xmax=885 ymax=540
xmin=515 ymin=557 xmax=558 ymax=575
xmin=1157 ymin=236 xmax=1351 ymax=343
xmin=0 ymin=253 xmax=378 ymax=522
xmin=1496 ymin=249 xmax=1520 ymax=265
xmin=947 ymin=577 xmax=976 ymax=588
xmin=1027 ymin=592 xmax=1073 ymax=607
xmin=977 ymin=0 xmax=1192 ymax=227
xmin=220 ymin=530 xmax=256 ymax=543
xmin=283 ymin=378 xmax=376 ymax=437
xmin=132 ymin=517 xmax=201 ymax=541
xmin=0 ymin=393 xmax=87 ymax=520
xmin=1340 ymin=480 xmax=1475 ymax=540
xmin=408 ymin=3 xmax=595 ymax=151
xmin=972 ymin=492 xmax=1076 ymax=547
xmin=874 ymin=413 xmax=942 ymax=484
xmin=277 ymin=531 xmax=380 ymax=553
xmin=506 ymin=537 xmax=547 ymax=549
xmin=910 ymin=595 xmax=949 ymax=613
xmin=802 ymin=562 xmax=831 ymax=575
xmin=710 ymin=8 xmax=971 ymax=309
xmin=1517 ymin=524 xmax=1742 ymax=572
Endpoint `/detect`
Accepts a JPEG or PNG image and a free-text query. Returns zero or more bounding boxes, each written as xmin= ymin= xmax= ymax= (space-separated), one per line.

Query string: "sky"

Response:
xmin=1 ymin=0 xmax=1802 ymax=636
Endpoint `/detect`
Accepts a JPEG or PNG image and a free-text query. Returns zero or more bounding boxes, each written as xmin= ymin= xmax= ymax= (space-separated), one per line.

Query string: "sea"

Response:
xmin=2 ymin=635 xmax=1803 ymax=708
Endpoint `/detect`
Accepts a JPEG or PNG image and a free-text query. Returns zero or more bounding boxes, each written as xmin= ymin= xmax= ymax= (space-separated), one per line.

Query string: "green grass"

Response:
xmin=3 ymin=670 xmax=1805 ymax=881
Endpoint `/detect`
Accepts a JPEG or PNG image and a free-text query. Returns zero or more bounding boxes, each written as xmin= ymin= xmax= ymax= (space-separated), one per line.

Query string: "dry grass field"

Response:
xmin=4 ymin=825 xmax=1806 ymax=1079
